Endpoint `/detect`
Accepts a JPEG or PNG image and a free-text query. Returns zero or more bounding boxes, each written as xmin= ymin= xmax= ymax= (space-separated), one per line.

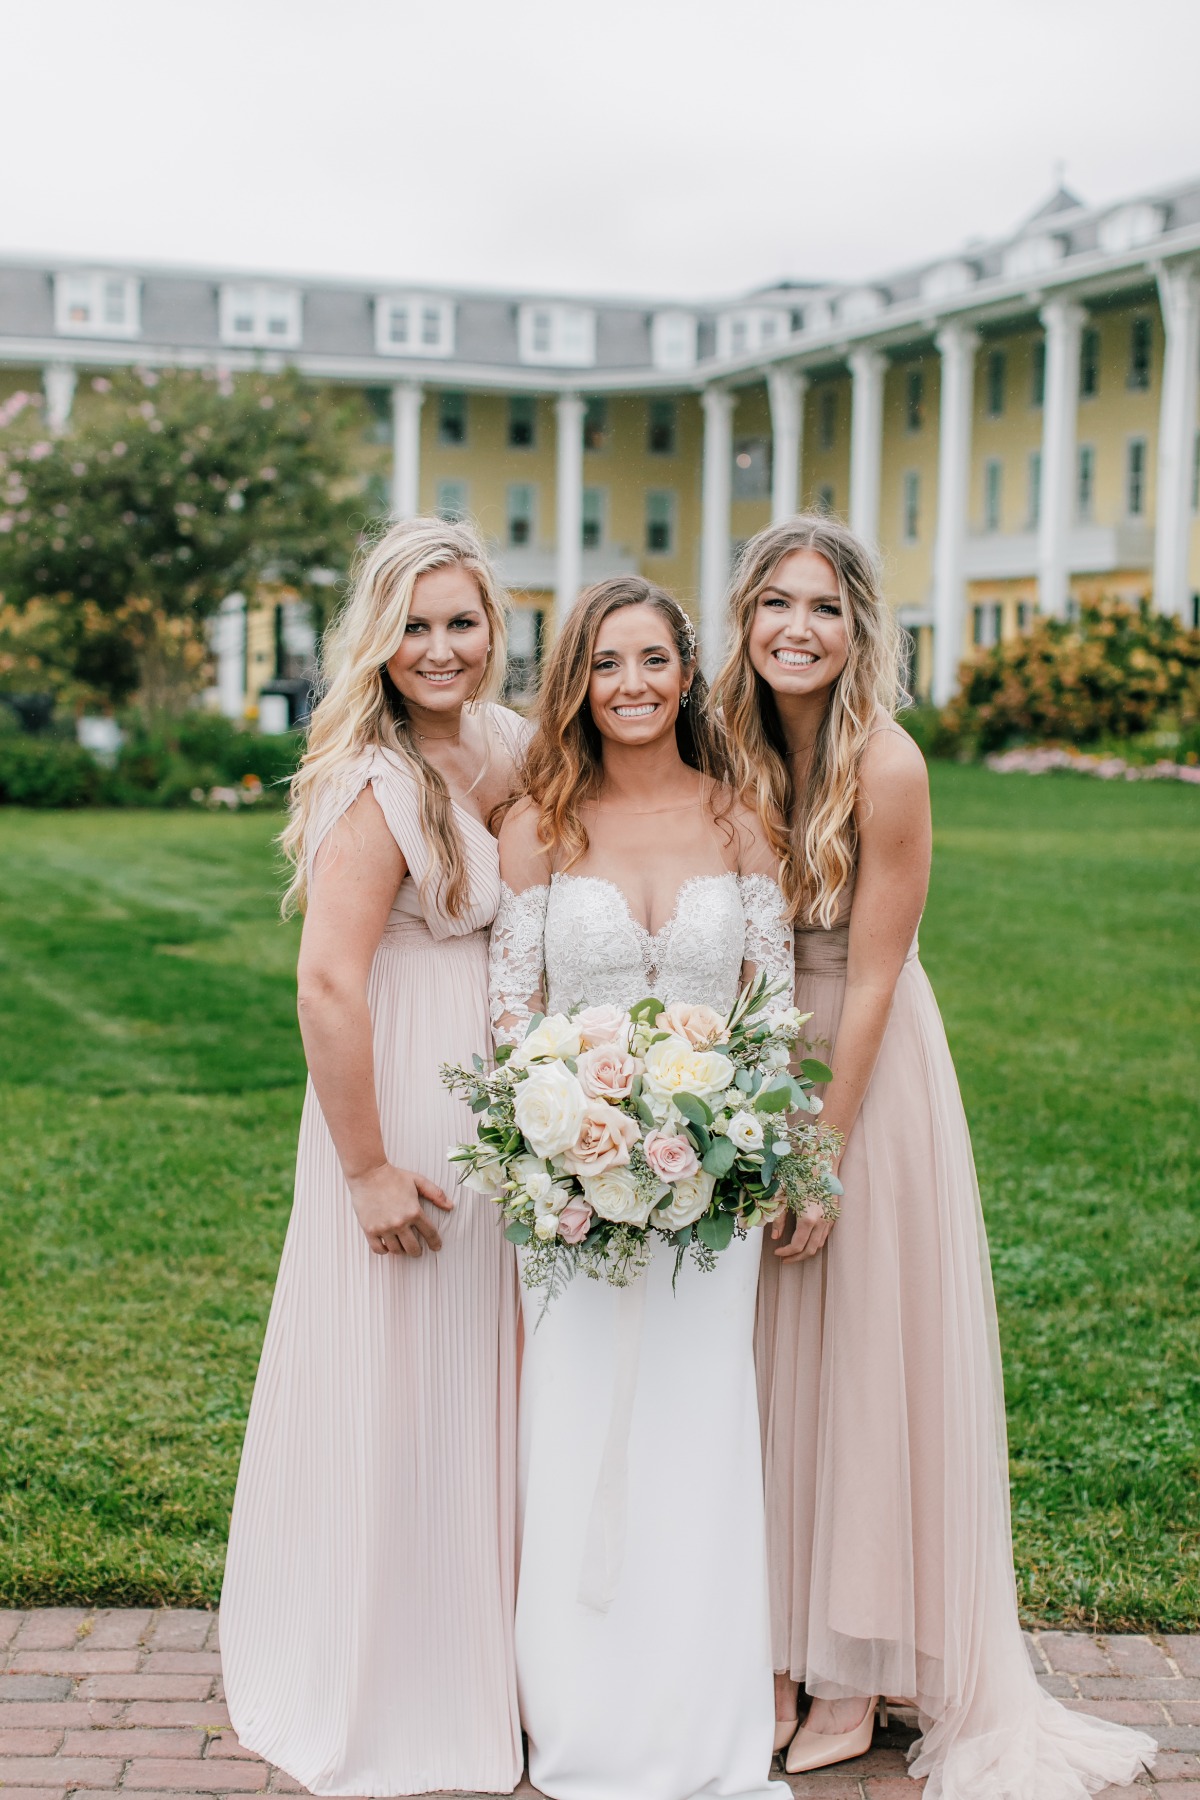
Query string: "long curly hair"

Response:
xmin=280 ymin=515 xmax=509 ymax=917
xmin=711 ymin=514 xmax=906 ymax=927
xmin=522 ymin=576 xmax=727 ymax=867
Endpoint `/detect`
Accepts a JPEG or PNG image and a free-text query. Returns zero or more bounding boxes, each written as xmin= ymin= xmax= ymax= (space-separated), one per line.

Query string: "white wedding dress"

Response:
xmin=490 ymin=869 xmax=793 ymax=1800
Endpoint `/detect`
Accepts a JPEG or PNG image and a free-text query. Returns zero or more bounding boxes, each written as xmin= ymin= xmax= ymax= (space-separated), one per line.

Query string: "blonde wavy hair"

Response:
xmin=523 ymin=575 xmax=727 ymax=868
xmin=711 ymin=514 xmax=906 ymax=927
xmin=280 ymin=515 xmax=509 ymax=918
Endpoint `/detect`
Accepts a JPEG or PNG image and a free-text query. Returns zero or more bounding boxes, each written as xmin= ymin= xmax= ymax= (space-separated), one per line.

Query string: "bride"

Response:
xmin=490 ymin=576 xmax=792 ymax=1800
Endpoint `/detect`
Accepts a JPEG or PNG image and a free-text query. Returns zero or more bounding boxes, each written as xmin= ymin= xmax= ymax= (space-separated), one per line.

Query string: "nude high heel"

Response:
xmin=773 ymin=1715 xmax=799 ymax=1758
xmin=784 ymin=1697 xmax=887 ymax=1775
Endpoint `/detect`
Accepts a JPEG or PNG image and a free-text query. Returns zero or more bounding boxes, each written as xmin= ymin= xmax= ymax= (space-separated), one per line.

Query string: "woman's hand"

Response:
xmin=772 ymin=1195 xmax=837 ymax=1264
xmin=349 ymin=1162 xmax=454 ymax=1257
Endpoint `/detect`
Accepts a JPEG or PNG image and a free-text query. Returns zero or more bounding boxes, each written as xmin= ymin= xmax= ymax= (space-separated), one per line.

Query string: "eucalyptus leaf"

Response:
xmin=801 ymin=1058 xmax=834 ymax=1084
xmin=673 ymin=1091 xmax=714 ymax=1128
xmin=504 ymin=1221 xmax=532 ymax=1244
xmin=697 ymin=1210 xmax=735 ymax=1251
xmin=734 ymin=1068 xmax=754 ymax=1092
xmin=702 ymin=1136 xmax=737 ymax=1176
xmin=635 ymin=1096 xmax=658 ymax=1129
xmin=754 ymin=1082 xmax=794 ymax=1114
xmin=822 ymin=1170 xmax=845 ymax=1195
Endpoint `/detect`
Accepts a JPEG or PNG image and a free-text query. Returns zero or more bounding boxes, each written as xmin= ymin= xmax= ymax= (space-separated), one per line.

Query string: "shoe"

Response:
xmin=773 ymin=1715 xmax=799 ymax=1758
xmin=785 ymin=1697 xmax=887 ymax=1775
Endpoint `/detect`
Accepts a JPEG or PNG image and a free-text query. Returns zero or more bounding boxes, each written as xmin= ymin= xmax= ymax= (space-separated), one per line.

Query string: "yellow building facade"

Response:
xmin=1 ymin=175 xmax=1198 ymax=711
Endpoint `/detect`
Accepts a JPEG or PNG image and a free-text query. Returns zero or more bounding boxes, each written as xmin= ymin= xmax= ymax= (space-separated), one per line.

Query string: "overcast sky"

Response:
xmin=3 ymin=0 xmax=1198 ymax=300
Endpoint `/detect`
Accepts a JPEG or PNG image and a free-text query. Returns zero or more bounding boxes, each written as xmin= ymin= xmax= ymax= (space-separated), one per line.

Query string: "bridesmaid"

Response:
xmin=220 ymin=517 xmax=526 ymax=1797
xmin=713 ymin=515 xmax=1156 ymax=1799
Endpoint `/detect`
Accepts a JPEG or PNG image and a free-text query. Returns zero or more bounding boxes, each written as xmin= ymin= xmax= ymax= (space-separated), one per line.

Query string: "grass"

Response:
xmin=0 ymin=772 xmax=1197 ymax=1626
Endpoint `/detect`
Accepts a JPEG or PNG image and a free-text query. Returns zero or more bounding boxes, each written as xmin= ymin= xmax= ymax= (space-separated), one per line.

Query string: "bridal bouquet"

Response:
xmin=441 ymin=975 xmax=843 ymax=1296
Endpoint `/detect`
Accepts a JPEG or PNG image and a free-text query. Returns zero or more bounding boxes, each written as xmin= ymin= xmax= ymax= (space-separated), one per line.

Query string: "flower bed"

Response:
xmin=985 ymin=746 xmax=1200 ymax=784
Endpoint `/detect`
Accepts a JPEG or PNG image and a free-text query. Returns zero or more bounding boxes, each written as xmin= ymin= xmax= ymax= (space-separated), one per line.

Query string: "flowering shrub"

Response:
xmin=0 ymin=712 xmax=302 ymax=808
xmin=0 ymin=369 xmax=356 ymax=711
xmin=939 ymin=599 xmax=1200 ymax=754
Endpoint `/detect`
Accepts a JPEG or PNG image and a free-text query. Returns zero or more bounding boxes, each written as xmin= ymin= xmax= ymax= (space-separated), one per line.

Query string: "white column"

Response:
xmin=700 ymin=386 xmax=735 ymax=674
xmin=1037 ymin=299 xmax=1085 ymax=619
xmin=848 ymin=346 xmax=887 ymax=544
xmin=555 ymin=391 xmax=585 ymax=629
xmin=390 ymin=382 xmax=424 ymax=519
xmin=1153 ymin=260 xmax=1200 ymax=619
xmin=43 ymin=363 xmax=76 ymax=434
xmin=931 ymin=324 xmax=979 ymax=706
xmin=211 ymin=593 xmax=247 ymax=720
xmin=768 ymin=369 xmax=807 ymax=522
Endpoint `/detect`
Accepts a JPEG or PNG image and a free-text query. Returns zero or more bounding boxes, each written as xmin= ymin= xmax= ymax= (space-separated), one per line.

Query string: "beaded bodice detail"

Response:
xmin=489 ymin=871 xmax=793 ymax=1045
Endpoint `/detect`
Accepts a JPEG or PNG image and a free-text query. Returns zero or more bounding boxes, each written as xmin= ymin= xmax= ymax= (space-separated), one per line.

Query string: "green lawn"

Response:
xmin=0 ymin=770 xmax=1197 ymax=1626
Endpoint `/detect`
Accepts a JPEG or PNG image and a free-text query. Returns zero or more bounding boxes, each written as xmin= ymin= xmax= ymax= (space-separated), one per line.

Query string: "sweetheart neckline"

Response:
xmin=549 ymin=869 xmax=738 ymax=944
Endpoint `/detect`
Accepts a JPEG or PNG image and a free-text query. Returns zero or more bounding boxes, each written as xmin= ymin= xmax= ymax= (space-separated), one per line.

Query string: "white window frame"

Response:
xmin=435 ymin=478 xmax=469 ymax=521
xmin=650 ymin=310 xmax=697 ymax=371
xmin=374 ymin=294 xmax=455 ymax=358
xmin=835 ymin=287 xmax=885 ymax=326
xmin=1126 ymin=436 xmax=1147 ymax=518
xmin=582 ymin=485 xmax=607 ymax=550
xmin=919 ymin=260 xmax=976 ymax=302
xmin=1027 ymin=449 xmax=1042 ymax=528
xmin=1000 ymin=234 xmax=1066 ymax=280
xmin=53 ymin=271 xmax=141 ymax=339
xmin=983 ymin=458 xmax=1003 ymax=531
xmin=517 ymin=303 xmax=596 ymax=367
xmin=506 ymin=481 xmax=537 ymax=546
xmin=219 ymin=283 xmax=302 ymax=349
xmin=1098 ymin=203 xmax=1165 ymax=254
xmin=715 ymin=308 xmax=791 ymax=360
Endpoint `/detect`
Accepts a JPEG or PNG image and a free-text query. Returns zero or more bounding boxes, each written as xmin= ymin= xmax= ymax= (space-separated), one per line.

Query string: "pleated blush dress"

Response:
xmin=220 ymin=716 xmax=525 ymax=1798
xmin=754 ymin=726 xmax=1156 ymax=1800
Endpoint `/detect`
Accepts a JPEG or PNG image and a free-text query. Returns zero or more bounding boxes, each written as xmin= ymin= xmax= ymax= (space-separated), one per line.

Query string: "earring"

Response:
xmin=680 ymin=688 xmax=691 ymax=710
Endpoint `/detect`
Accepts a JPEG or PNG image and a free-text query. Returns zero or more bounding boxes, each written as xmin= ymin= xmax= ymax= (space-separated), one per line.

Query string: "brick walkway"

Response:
xmin=1 ymin=1611 xmax=1195 ymax=1798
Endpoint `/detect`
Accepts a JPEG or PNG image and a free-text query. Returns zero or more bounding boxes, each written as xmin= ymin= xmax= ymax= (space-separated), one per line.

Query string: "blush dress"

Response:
xmin=490 ymin=868 xmax=794 ymax=1800
xmin=754 ymin=725 xmax=1156 ymax=1800
xmin=220 ymin=708 xmax=528 ymax=1798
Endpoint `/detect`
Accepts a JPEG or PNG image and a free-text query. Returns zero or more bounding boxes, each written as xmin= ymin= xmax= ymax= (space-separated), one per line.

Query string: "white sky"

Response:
xmin=3 ymin=0 xmax=1198 ymax=300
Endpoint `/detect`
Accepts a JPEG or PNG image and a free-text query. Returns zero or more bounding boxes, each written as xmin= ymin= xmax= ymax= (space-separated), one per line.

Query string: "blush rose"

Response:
xmin=577 ymin=1043 xmax=640 ymax=1101
xmin=642 ymin=1127 xmax=701 ymax=1184
xmin=559 ymin=1100 xmax=640 ymax=1177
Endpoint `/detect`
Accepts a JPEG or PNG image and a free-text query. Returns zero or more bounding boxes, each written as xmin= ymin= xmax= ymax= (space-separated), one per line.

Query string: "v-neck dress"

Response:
xmin=220 ymin=713 xmax=527 ymax=1798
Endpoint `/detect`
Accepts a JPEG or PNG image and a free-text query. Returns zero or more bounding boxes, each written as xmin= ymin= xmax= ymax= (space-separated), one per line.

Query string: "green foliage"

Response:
xmin=0 ymin=368 xmax=358 ymax=707
xmin=0 ymin=772 xmax=1197 ymax=1621
xmin=0 ymin=715 xmax=303 ymax=809
xmin=939 ymin=597 xmax=1200 ymax=754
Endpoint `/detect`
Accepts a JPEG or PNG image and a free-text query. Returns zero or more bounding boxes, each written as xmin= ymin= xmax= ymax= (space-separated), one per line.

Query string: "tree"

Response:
xmin=0 ymin=368 xmax=359 ymax=710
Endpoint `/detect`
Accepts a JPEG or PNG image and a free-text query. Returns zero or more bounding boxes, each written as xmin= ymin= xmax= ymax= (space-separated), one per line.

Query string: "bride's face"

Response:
xmin=587 ymin=603 xmax=690 ymax=750
xmin=746 ymin=548 xmax=850 ymax=700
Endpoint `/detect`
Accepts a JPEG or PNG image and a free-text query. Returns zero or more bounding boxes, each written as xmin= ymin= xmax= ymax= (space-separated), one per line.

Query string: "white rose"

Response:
xmin=652 ymin=1169 xmax=715 ymax=1231
xmin=764 ymin=1042 xmax=792 ymax=1069
xmin=767 ymin=1005 xmax=810 ymax=1036
xmin=457 ymin=1153 xmax=508 ymax=1196
xmin=533 ymin=1210 xmax=560 ymax=1241
xmin=642 ymin=1035 xmax=736 ymax=1107
xmin=511 ymin=1012 xmax=582 ymax=1066
xmin=581 ymin=1165 xmax=657 ymax=1227
xmin=574 ymin=1004 xmax=631 ymax=1050
xmin=725 ymin=1110 xmax=765 ymax=1153
xmin=513 ymin=1063 xmax=588 ymax=1159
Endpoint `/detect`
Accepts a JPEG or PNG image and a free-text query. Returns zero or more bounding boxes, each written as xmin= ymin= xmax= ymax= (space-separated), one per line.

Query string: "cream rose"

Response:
xmin=661 ymin=1001 xmax=727 ymax=1049
xmin=652 ymin=1169 xmax=715 ymax=1231
xmin=725 ymin=1109 xmax=765 ymax=1153
xmin=457 ymin=1153 xmax=507 ymax=1196
xmin=576 ymin=1043 xmax=639 ymax=1102
xmin=642 ymin=1035 xmax=736 ymax=1108
xmin=556 ymin=1196 xmax=594 ymax=1244
xmin=581 ymin=1165 xmax=657 ymax=1227
xmin=559 ymin=1099 xmax=640 ymax=1177
xmin=511 ymin=1012 xmax=582 ymax=1066
xmin=575 ymin=1004 xmax=631 ymax=1050
xmin=513 ymin=1062 xmax=588 ymax=1158
xmin=533 ymin=1210 xmax=560 ymax=1241
xmin=642 ymin=1127 xmax=701 ymax=1183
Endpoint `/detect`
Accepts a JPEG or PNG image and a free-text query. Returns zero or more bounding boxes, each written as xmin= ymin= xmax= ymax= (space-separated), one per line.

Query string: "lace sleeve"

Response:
xmin=738 ymin=874 xmax=795 ymax=1007
xmin=489 ymin=881 xmax=550 ymax=1046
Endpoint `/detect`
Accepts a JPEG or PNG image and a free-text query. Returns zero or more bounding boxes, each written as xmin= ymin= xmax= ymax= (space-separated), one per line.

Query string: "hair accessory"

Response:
xmin=674 ymin=603 xmax=698 ymax=662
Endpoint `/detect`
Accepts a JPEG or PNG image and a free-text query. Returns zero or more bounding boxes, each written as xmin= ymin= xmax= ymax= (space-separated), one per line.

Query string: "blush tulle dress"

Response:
xmin=220 ymin=710 xmax=528 ymax=1797
xmin=755 ymin=728 xmax=1156 ymax=1799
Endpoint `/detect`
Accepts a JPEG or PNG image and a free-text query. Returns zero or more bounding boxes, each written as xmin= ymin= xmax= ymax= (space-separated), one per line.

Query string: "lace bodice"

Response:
xmin=489 ymin=871 xmax=793 ymax=1044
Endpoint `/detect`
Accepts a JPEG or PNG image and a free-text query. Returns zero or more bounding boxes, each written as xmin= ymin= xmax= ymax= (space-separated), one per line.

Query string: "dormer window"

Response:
xmin=651 ymin=310 xmax=697 ymax=370
xmin=716 ymin=309 xmax=791 ymax=360
xmin=1001 ymin=234 xmax=1066 ymax=280
xmin=836 ymin=287 xmax=885 ymax=326
xmin=375 ymin=295 xmax=455 ymax=358
xmin=517 ymin=304 xmax=596 ymax=366
xmin=919 ymin=260 xmax=977 ymax=302
xmin=1098 ymin=203 xmax=1165 ymax=254
xmin=219 ymin=284 xmax=302 ymax=349
xmin=54 ymin=272 xmax=140 ymax=339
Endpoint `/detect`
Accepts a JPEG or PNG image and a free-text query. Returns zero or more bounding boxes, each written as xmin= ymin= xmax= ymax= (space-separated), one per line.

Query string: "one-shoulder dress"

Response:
xmin=220 ymin=710 xmax=527 ymax=1797
xmin=754 ymin=728 xmax=1156 ymax=1800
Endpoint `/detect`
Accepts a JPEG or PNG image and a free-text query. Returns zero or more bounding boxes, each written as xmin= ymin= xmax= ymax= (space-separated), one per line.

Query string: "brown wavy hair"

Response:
xmin=281 ymin=515 xmax=509 ymax=918
xmin=711 ymin=514 xmax=906 ymax=927
xmin=523 ymin=575 xmax=727 ymax=867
